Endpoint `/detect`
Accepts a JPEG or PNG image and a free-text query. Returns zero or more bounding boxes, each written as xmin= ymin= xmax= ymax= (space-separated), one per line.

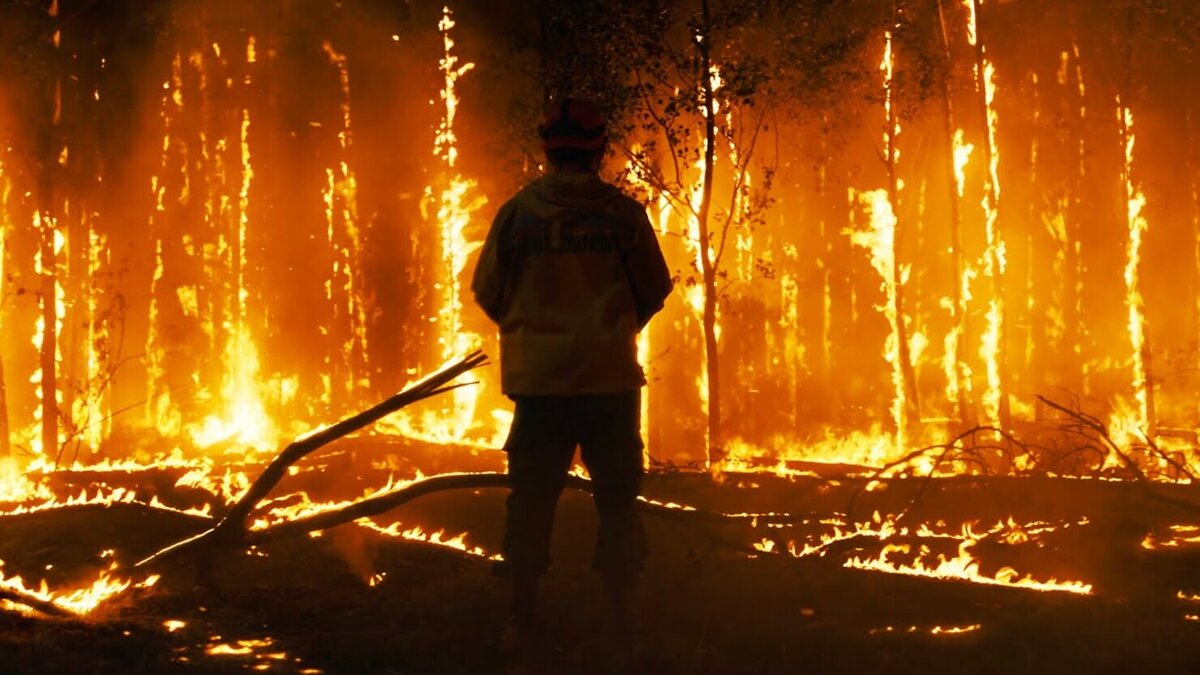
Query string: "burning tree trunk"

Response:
xmin=1185 ymin=104 xmax=1200 ymax=393
xmin=968 ymin=0 xmax=1011 ymax=430
xmin=880 ymin=24 xmax=921 ymax=429
xmin=0 ymin=162 xmax=10 ymax=457
xmin=0 ymin=335 xmax=8 ymax=457
xmin=696 ymin=0 xmax=723 ymax=464
xmin=935 ymin=0 xmax=973 ymax=428
xmin=1117 ymin=102 xmax=1156 ymax=438
xmin=36 ymin=0 xmax=63 ymax=460
xmin=1064 ymin=43 xmax=1087 ymax=393
xmin=1190 ymin=107 xmax=1200 ymax=358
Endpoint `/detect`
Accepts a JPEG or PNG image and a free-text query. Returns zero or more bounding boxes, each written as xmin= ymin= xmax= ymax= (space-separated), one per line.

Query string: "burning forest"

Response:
xmin=0 ymin=0 xmax=1199 ymax=672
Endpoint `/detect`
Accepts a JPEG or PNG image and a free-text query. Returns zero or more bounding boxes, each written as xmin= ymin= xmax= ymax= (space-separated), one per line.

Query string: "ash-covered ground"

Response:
xmin=2 ymin=438 xmax=1200 ymax=674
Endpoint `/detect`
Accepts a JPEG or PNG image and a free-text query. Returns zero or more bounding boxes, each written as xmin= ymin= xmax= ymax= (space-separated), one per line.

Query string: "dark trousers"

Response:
xmin=501 ymin=391 xmax=647 ymax=582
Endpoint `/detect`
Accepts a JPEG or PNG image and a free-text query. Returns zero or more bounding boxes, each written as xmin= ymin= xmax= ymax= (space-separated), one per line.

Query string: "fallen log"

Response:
xmin=246 ymin=472 xmax=807 ymax=545
xmin=0 ymin=587 xmax=75 ymax=619
xmin=135 ymin=351 xmax=488 ymax=570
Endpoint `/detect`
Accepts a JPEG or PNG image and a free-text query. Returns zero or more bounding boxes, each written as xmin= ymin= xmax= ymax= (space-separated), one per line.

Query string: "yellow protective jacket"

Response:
xmin=471 ymin=172 xmax=673 ymax=396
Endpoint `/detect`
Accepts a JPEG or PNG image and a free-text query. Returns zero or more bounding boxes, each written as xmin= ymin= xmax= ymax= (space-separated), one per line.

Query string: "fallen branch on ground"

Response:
xmin=247 ymin=471 xmax=807 ymax=545
xmin=135 ymin=351 xmax=489 ymax=570
xmin=0 ymin=587 xmax=75 ymax=619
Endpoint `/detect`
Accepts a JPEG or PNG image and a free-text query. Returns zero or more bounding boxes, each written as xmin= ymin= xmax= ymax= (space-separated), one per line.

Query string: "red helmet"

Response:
xmin=539 ymin=98 xmax=607 ymax=152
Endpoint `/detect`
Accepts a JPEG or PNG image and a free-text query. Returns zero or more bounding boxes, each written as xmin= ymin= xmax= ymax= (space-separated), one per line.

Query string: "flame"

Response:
xmin=1117 ymin=102 xmax=1153 ymax=441
xmin=145 ymin=51 xmax=184 ymax=440
xmin=0 ymin=483 xmax=212 ymax=519
xmin=79 ymin=219 xmax=110 ymax=451
xmin=1142 ymin=525 xmax=1200 ymax=550
xmin=0 ymin=157 xmax=10 ymax=455
xmin=320 ymin=40 xmax=370 ymax=400
xmin=186 ymin=37 xmax=276 ymax=453
xmin=0 ymin=457 xmax=53 ymax=503
xmin=359 ymin=519 xmax=499 ymax=560
xmin=407 ymin=6 xmax=489 ymax=445
xmin=978 ymin=59 xmax=1006 ymax=428
xmin=205 ymin=637 xmax=276 ymax=657
xmin=175 ymin=464 xmax=250 ymax=504
xmin=881 ymin=31 xmax=899 ymax=165
xmin=960 ymin=0 xmax=1009 ymax=429
xmin=0 ymin=559 xmax=159 ymax=615
xmin=870 ymin=624 xmax=981 ymax=636
xmin=29 ymin=212 xmax=67 ymax=457
xmin=962 ymin=0 xmax=977 ymax=47
xmin=716 ymin=430 xmax=902 ymax=476
xmin=248 ymin=473 xmax=421 ymax=530
xmin=767 ymin=512 xmax=1077 ymax=563
xmin=845 ymin=538 xmax=1092 ymax=594
xmin=848 ymin=189 xmax=909 ymax=448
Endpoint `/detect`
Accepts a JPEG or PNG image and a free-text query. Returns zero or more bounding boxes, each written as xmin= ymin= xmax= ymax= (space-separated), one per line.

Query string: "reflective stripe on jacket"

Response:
xmin=471 ymin=172 xmax=673 ymax=395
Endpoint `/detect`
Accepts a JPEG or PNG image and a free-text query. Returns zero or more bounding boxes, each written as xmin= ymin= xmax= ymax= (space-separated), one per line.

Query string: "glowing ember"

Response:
xmin=869 ymin=624 xmax=982 ymax=636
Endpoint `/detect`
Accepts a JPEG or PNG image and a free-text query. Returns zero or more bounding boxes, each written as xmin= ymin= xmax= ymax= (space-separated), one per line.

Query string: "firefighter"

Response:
xmin=471 ymin=97 xmax=673 ymax=639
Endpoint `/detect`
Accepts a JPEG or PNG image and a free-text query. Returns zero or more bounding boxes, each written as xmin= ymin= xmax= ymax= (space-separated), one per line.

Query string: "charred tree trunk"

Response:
xmin=697 ymin=0 xmax=722 ymax=465
xmin=1190 ymin=106 xmax=1200 ymax=360
xmin=1064 ymin=44 xmax=1086 ymax=394
xmin=37 ymin=1 xmax=61 ymax=461
xmin=0 ymin=338 xmax=9 ymax=457
xmin=0 ymin=181 xmax=9 ymax=456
